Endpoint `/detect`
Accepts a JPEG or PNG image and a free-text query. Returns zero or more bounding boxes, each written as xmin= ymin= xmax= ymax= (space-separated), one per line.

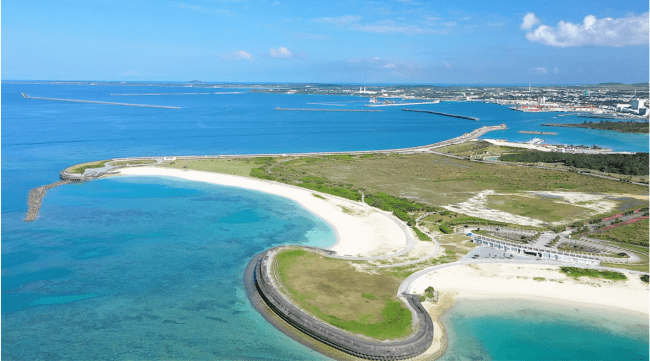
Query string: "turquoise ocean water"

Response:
xmin=2 ymin=83 xmax=648 ymax=360
xmin=439 ymin=299 xmax=649 ymax=361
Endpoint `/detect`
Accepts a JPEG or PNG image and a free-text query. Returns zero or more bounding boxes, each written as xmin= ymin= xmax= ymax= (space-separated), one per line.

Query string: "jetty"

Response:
xmin=364 ymin=100 xmax=440 ymax=107
xmin=402 ymin=108 xmax=479 ymax=121
xmin=24 ymin=180 xmax=72 ymax=222
xmin=110 ymin=93 xmax=210 ymax=96
xmin=275 ymin=107 xmax=381 ymax=112
xmin=21 ymin=93 xmax=181 ymax=109
xmin=518 ymin=131 xmax=557 ymax=135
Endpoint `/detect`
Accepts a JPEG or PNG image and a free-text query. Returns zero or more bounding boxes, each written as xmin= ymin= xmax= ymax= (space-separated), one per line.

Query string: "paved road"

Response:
xmin=378 ymin=213 xmax=440 ymax=268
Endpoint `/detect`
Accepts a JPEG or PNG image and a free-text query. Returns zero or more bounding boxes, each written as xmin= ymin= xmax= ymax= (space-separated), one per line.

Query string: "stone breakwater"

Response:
xmin=249 ymin=247 xmax=434 ymax=360
xmin=24 ymin=180 xmax=72 ymax=222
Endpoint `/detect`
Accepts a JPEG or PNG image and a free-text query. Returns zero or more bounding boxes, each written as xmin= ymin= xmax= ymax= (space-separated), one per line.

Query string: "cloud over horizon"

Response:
xmin=270 ymin=47 xmax=293 ymax=58
xmin=523 ymin=12 xmax=649 ymax=47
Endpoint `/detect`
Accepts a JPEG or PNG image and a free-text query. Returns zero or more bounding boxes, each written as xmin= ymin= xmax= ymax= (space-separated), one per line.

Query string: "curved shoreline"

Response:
xmin=249 ymin=247 xmax=434 ymax=360
xmin=114 ymin=167 xmax=411 ymax=258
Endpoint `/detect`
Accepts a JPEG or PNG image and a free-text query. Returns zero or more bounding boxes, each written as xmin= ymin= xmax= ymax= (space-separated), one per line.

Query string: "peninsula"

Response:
xmin=542 ymin=120 xmax=649 ymax=133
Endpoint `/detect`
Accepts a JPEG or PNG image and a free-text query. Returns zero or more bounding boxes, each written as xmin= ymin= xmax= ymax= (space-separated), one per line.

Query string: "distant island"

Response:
xmin=543 ymin=120 xmax=649 ymax=134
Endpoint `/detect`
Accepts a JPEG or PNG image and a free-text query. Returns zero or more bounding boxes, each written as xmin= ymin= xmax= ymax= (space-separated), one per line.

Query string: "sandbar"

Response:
xmin=115 ymin=166 xmax=408 ymax=257
xmin=410 ymin=263 xmax=649 ymax=315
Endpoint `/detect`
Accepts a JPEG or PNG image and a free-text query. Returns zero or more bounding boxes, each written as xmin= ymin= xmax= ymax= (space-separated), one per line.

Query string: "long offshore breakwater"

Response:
xmin=402 ymin=108 xmax=479 ymax=121
xmin=21 ymin=93 xmax=181 ymax=109
xmin=248 ymin=247 xmax=433 ymax=360
xmin=275 ymin=107 xmax=382 ymax=112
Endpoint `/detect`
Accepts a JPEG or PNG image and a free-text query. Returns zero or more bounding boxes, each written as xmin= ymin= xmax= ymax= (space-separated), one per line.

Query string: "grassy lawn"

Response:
xmin=163 ymin=158 xmax=255 ymax=177
xmin=269 ymin=153 xmax=645 ymax=207
xmin=110 ymin=160 xmax=156 ymax=166
xmin=275 ymin=249 xmax=412 ymax=340
xmin=601 ymin=262 xmax=649 ymax=273
xmin=590 ymin=219 xmax=649 ymax=247
xmin=162 ymin=154 xmax=647 ymax=228
xmin=486 ymin=194 xmax=592 ymax=223
xmin=69 ymin=160 xmax=109 ymax=174
xmin=436 ymin=141 xmax=521 ymax=157
xmin=413 ymin=227 xmax=431 ymax=241
xmin=436 ymin=234 xmax=477 ymax=255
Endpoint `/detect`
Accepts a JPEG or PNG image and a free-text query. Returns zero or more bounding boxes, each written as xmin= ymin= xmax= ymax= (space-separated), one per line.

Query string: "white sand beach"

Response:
xmin=115 ymin=166 xmax=648 ymax=318
xmin=115 ymin=166 xmax=408 ymax=257
xmin=410 ymin=263 xmax=649 ymax=315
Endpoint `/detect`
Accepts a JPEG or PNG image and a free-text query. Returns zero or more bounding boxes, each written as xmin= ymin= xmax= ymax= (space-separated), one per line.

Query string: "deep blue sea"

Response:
xmin=2 ymin=83 xmax=649 ymax=360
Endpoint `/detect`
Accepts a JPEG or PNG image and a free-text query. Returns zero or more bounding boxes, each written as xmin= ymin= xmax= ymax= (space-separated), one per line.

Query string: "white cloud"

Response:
xmin=521 ymin=12 xmax=540 ymax=30
xmin=443 ymin=62 xmax=452 ymax=68
xmin=270 ymin=47 xmax=292 ymax=58
xmin=553 ymin=67 xmax=559 ymax=74
xmin=524 ymin=12 xmax=649 ymax=47
xmin=535 ymin=67 xmax=547 ymax=74
xmin=234 ymin=50 xmax=253 ymax=60
xmin=313 ymin=15 xmax=362 ymax=26
xmin=460 ymin=16 xmax=473 ymax=21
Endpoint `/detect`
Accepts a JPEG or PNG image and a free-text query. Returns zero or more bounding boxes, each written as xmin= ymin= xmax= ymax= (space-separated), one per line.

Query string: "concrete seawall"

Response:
xmin=402 ymin=109 xmax=479 ymax=121
xmin=250 ymin=247 xmax=434 ymax=360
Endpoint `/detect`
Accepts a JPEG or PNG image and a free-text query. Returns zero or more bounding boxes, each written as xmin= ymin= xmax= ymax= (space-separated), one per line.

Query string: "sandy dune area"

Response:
xmin=410 ymin=263 xmax=649 ymax=315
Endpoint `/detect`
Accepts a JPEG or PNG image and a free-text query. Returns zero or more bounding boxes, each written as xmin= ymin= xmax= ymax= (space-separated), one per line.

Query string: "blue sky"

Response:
xmin=2 ymin=0 xmax=648 ymax=84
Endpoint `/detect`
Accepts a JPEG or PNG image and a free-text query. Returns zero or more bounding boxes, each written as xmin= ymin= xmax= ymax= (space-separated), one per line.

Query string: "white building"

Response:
xmin=630 ymin=99 xmax=648 ymax=110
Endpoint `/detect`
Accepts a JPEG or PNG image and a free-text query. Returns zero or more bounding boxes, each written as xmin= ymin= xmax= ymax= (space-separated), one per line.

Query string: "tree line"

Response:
xmin=500 ymin=152 xmax=649 ymax=176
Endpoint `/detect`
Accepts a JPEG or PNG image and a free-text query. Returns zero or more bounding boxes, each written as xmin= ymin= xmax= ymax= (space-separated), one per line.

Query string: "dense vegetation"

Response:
xmin=544 ymin=120 xmax=649 ymax=134
xmin=560 ymin=267 xmax=627 ymax=280
xmin=500 ymin=152 xmax=649 ymax=176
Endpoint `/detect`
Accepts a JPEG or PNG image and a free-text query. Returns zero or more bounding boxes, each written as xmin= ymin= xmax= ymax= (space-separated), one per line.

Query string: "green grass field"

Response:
xmin=591 ymin=219 xmax=649 ymax=247
xmin=163 ymin=154 xmax=647 ymax=228
xmin=436 ymin=141 xmax=521 ymax=157
xmin=485 ymin=194 xmax=593 ymax=223
xmin=163 ymin=158 xmax=255 ymax=176
xmin=69 ymin=160 xmax=109 ymax=174
xmin=275 ymin=249 xmax=412 ymax=340
xmin=110 ymin=160 xmax=156 ymax=166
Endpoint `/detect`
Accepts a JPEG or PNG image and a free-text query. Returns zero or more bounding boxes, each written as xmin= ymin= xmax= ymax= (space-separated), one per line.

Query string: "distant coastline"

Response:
xmin=542 ymin=121 xmax=649 ymax=134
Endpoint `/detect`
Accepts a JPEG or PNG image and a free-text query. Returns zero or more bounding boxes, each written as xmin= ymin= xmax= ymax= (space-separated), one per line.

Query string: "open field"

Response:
xmin=601 ymin=262 xmax=649 ymax=273
xmin=163 ymin=158 xmax=255 ymax=177
xmin=275 ymin=249 xmax=411 ymax=340
xmin=436 ymin=141 xmax=521 ymax=157
xmin=485 ymin=194 xmax=592 ymax=223
xmin=435 ymin=234 xmax=477 ymax=255
xmin=110 ymin=160 xmax=156 ymax=166
xmin=253 ymin=153 xmax=646 ymax=207
xmin=159 ymin=153 xmax=647 ymax=228
xmin=69 ymin=160 xmax=109 ymax=174
xmin=591 ymin=219 xmax=649 ymax=247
